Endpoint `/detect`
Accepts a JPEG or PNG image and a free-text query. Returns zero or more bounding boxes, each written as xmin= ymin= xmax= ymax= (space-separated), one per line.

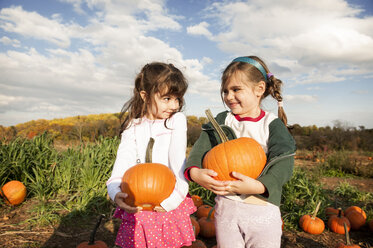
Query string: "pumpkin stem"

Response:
xmin=344 ymin=222 xmax=352 ymax=245
xmin=337 ymin=208 xmax=342 ymax=218
xmin=88 ymin=214 xmax=105 ymax=245
xmin=205 ymin=109 xmax=229 ymax=143
xmin=312 ymin=201 xmax=321 ymax=219
xmin=145 ymin=138 xmax=155 ymax=163
xmin=207 ymin=207 xmax=214 ymax=221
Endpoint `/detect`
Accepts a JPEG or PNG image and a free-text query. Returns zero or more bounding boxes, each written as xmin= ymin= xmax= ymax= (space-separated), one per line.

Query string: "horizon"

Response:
xmin=1 ymin=111 xmax=367 ymax=130
xmin=1 ymin=0 xmax=373 ymax=128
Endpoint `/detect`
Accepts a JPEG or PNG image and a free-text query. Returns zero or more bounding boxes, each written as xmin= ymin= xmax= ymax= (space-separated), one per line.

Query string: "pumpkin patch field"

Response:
xmin=1 ymin=134 xmax=373 ymax=247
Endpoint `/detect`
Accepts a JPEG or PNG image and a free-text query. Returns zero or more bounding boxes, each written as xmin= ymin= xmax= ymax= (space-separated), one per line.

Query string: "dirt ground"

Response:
xmin=1 ymin=160 xmax=372 ymax=248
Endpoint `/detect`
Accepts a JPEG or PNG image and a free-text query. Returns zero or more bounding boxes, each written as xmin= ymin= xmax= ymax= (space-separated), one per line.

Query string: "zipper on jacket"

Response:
xmin=258 ymin=152 xmax=296 ymax=177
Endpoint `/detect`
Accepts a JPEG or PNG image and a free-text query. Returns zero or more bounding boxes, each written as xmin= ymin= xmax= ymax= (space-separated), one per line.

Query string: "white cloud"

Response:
xmin=0 ymin=94 xmax=23 ymax=108
xmin=306 ymin=86 xmax=321 ymax=91
xmin=201 ymin=0 xmax=373 ymax=84
xmin=285 ymin=94 xmax=318 ymax=103
xmin=0 ymin=2 xmax=214 ymax=125
xmin=187 ymin=21 xmax=212 ymax=39
xmin=289 ymin=26 xmax=373 ymax=63
xmin=201 ymin=57 xmax=213 ymax=65
xmin=0 ymin=6 xmax=72 ymax=47
xmin=0 ymin=36 xmax=20 ymax=47
xmin=296 ymin=74 xmax=345 ymax=85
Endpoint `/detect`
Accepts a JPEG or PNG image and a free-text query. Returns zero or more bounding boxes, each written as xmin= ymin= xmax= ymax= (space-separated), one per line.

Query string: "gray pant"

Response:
xmin=214 ymin=196 xmax=282 ymax=248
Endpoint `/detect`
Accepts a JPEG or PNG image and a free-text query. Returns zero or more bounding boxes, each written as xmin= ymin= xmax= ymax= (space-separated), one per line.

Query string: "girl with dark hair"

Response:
xmin=107 ymin=62 xmax=196 ymax=248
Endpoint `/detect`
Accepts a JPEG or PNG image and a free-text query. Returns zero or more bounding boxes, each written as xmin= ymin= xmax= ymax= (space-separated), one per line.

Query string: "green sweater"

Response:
xmin=186 ymin=111 xmax=296 ymax=206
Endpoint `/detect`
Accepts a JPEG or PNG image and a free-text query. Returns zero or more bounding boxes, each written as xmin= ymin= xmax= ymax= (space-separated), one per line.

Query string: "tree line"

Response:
xmin=1 ymin=114 xmax=372 ymax=151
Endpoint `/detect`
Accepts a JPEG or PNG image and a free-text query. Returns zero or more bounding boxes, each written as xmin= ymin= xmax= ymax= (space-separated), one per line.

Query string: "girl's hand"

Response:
xmin=227 ymin=171 xmax=266 ymax=195
xmin=189 ymin=167 xmax=230 ymax=195
xmin=153 ymin=206 xmax=166 ymax=212
xmin=114 ymin=192 xmax=142 ymax=213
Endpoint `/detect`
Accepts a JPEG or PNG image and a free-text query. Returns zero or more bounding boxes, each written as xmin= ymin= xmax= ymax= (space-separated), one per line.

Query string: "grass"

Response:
xmin=1 ymin=133 xmax=119 ymax=226
xmin=323 ymin=150 xmax=373 ymax=178
xmin=334 ymin=182 xmax=373 ymax=211
xmin=189 ymin=182 xmax=216 ymax=207
xmin=296 ymin=149 xmax=373 ymax=178
xmin=281 ymin=167 xmax=327 ymax=229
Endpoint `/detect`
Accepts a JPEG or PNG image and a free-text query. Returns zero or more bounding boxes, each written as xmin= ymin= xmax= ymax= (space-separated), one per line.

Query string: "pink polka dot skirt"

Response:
xmin=113 ymin=196 xmax=197 ymax=248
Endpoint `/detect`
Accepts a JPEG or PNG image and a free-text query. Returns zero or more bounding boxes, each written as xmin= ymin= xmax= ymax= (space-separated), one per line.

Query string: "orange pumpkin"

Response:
xmin=203 ymin=137 xmax=267 ymax=181
xmin=77 ymin=215 xmax=108 ymax=248
xmin=198 ymin=207 xmax=215 ymax=238
xmin=121 ymin=138 xmax=175 ymax=211
xmin=325 ymin=207 xmax=344 ymax=218
xmin=299 ymin=201 xmax=325 ymax=235
xmin=191 ymin=195 xmax=203 ymax=208
xmin=344 ymin=206 xmax=366 ymax=218
xmin=196 ymin=205 xmax=215 ymax=219
xmin=335 ymin=223 xmax=360 ymax=248
xmin=0 ymin=180 xmax=27 ymax=205
xmin=281 ymin=217 xmax=284 ymax=230
xmin=328 ymin=208 xmax=350 ymax=234
xmin=202 ymin=109 xmax=266 ymax=181
xmin=345 ymin=210 xmax=366 ymax=230
xmin=191 ymin=216 xmax=200 ymax=237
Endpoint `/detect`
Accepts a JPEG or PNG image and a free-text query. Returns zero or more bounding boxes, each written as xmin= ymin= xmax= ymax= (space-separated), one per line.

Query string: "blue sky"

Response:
xmin=1 ymin=0 xmax=373 ymax=128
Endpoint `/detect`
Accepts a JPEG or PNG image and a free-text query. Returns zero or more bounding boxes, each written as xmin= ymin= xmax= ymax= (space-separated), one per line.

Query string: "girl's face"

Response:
xmin=147 ymin=92 xmax=180 ymax=120
xmin=222 ymin=71 xmax=265 ymax=118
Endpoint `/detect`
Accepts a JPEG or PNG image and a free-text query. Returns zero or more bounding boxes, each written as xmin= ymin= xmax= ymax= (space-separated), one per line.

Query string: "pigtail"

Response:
xmin=250 ymin=56 xmax=289 ymax=127
xmin=267 ymin=74 xmax=288 ymax=126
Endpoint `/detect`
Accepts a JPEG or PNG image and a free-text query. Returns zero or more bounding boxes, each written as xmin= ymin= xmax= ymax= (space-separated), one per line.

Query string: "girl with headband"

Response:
xmin=185 ymin=56 xmax=296 ymax=247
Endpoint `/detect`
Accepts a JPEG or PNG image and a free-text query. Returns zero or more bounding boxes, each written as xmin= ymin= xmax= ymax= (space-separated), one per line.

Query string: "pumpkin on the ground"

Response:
xmin=299 ymin=201 xmax=325 ymax=235
xmin=281 ymin=217 xmax=284 ymax=230
xmin=344 ymin=206 xmax=366 ymax=218
xmin=196 ymin=205 xmax=214 ymax=219
xmin=0 ymin=180 xmax=27 ymax=205
xmin=325 ymin=206 xmax=344 ymax=218
xmin=328 ymin=208 xmax=350 ymax=234
xmin=202 ymin=109 xmax=266 ymax=181
xmin=121 ymin=138 xmax=175 ymax=211
xmin=191 ymin=195 xmax=203 ymax=208
xmin=190 ymin=216 xmax=200 ymax=237
xmin=76 ymin=214 xmax=108 ymax=248
xmin=344 ymin=206 xmax=366 ymax=230
xmin=198 ymin=207 xmax=216 ymax=238
xmin=345 ymin=210 xmax=366 ymax=230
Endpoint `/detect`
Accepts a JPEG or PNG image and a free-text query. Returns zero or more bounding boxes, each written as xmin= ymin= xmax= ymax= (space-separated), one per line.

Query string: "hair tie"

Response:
xmin=267 ymin=73 xmax=273 ymax=79
xmin=278 ymin=101 xmax=283 ymax=107
xmin=232 ymin=57 xmax=268 ymax=81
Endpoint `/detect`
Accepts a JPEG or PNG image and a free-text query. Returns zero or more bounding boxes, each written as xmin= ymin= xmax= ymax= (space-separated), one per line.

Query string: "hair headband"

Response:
xmin=232 ymin=57 xmax=268 ymax=81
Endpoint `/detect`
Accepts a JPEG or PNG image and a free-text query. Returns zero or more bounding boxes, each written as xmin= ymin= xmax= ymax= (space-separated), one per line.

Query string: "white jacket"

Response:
xmin=106 ymin=112 xmax=189 ymax=212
